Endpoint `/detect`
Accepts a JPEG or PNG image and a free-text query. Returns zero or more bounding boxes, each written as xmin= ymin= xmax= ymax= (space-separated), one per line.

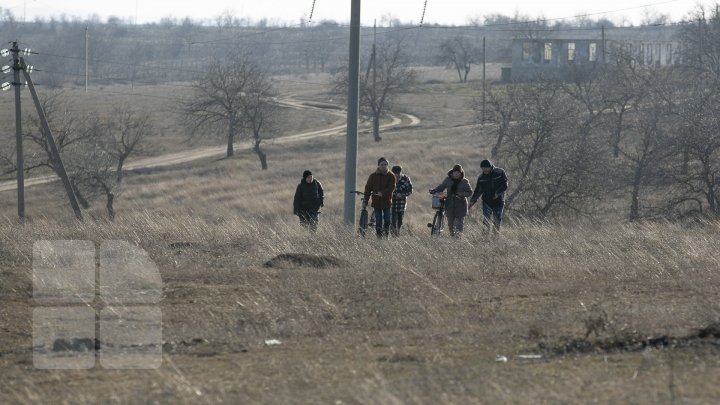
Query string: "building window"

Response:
xmin=638 ymin=43 xmax=645 ymax=65
xmin=589 ymin=43 xmax=597 ymax=61
xmin=522 ymin=42 xmax=530 ymax=61
xmin=568 ymin=42 xmax=576 ymax=61
xmin=544 ymin=42 xmax=552 ymax=62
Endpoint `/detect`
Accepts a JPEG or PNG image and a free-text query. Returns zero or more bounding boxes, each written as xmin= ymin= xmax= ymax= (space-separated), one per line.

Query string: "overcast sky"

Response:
xmin=3 ymin=0 xmax=715 ymax=26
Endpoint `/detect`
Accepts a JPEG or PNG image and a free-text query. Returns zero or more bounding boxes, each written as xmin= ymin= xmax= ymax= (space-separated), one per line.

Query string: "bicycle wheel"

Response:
xmin=430 ymin=211 xmax=444 ymax=236
xmin=358 ymin=208 xmax=369 ymax=237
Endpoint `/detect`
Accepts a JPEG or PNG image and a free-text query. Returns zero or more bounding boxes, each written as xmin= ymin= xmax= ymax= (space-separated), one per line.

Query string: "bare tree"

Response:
xmin=64 ymin=142 xmax=119 ymax=220
xmin=615 ymin=84 xmax=675 ymax=221
xmin=24 ymin=92 xmax=97 ymax=208
xmin=438 ymin=35 xmax=479 ymax=83
xmin=497 ymin=79 xmax=606 ymax=217
xmin=99 ymin=104 xmax=153 ymax=183
xmin=301 ymin=22 xmax=341 ymax=73
xmin=183 ymin=51 xmax=276 ymax=166
xmin=679 ymin=6 xmax=720 ymax=81
xmin=239 ymin=69 xmax=278 ymax=170
xmin=332 ymin=37 xmax=416 ymax=142
xmin=477 ymin=83 xmax=517 ymax=158
xmin=672 ymin=84 xmax=720 ymax=216
xmin=599 ymin=48 xmax=648 ymax=158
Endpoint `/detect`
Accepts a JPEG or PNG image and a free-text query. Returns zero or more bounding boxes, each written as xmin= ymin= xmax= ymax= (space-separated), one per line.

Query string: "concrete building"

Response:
xmin=509 ymin=25 xmax=682 ymax=81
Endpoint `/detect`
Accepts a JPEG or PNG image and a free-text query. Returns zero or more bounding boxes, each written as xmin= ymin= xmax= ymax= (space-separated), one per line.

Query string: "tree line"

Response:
xmin=0 ymin=7 xmax=667 ymax=87
xmin=477 ymin=6 xmax=720 ymax=221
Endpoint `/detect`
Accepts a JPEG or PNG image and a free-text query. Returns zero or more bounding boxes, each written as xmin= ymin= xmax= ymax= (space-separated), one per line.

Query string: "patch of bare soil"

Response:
xmin=264 ymin=253 xmax=347 ymax=269
xmin=540 ymin=322 xmax=720 ymax=356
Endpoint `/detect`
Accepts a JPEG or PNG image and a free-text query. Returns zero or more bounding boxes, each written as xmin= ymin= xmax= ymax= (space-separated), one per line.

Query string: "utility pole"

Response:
xmin=372 ymin=20 xmax=379 ymax=141
xmin=343 ymin=0 xmax=361 ymax=226
xmin=20 ymin=57 xmax=83 ymax=221
xmin=601 ymin=25 xmax=605 ymax=64
xmin=85 ymin=26 xmax=88 ymax=93
xmin=11 ymin=42 xmax=24 ymax=222
xmin=482 ymin=36 xmax=486 ymax=125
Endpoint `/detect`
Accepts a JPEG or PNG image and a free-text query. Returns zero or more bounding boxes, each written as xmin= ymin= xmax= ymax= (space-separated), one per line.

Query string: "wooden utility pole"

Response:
xmin=11 ymin=42 xmax=24 ymax=222
xmin=20 ymin=57 xmax=83 ymax=221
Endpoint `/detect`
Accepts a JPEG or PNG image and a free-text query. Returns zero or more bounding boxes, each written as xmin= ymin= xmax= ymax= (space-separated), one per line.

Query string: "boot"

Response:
xmin=391 ymin=226 xmax=400 ymax=237
xmin=383 ymin=225 xmax=390 ymax=239
xmin=376 ymin=228 xmax=383 ymax=239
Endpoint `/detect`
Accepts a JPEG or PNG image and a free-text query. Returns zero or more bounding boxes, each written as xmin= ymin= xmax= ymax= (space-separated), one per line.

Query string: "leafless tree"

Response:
xmin=615 ymin=84 xmax=675 ymax=221
xmin=21 ymin=93 xmax=141 ymax=218
xmin=598 ymin=47 xmax=648 ymax=158
xmin=301 ymin=22 xmax=341 ymax=73
xmin=182 ymin=51 xmax=276 ymax=167
xmin=96 ymin=104 xmax=153 ymax=183
xmin=679 ymin=6 xmax=720 ymax=81
xmin=24 ymin=92 xmax=97 ymax=208
xmin=239 ymin=69 xmax=278 ymax=170
xmin=496 ymin=79 xmax=606 ymax=217
xmin=671 ymin=83 xmax=720 ymax=216
xmin=64 ymin=142 xmax=119 ymax=220
xmin=437 ymin=35 xmax=480 ymax=83
xmin=476 ymin=83 xmax=517 ymax=158
xmin=332 ymin=37 xmax=416 ymax=142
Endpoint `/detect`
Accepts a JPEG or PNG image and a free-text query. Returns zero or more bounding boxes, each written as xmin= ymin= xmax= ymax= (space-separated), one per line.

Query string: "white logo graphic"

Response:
xmin=33 ymin=240 xmax=162 ymax=369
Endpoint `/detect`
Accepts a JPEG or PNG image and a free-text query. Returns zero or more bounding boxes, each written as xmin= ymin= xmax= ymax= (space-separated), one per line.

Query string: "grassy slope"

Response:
xmin=1 ymin=69 xmax=720 ymax=404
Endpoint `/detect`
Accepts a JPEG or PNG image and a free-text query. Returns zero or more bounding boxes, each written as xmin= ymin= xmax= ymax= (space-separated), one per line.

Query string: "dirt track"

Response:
xmin=0 ymin=97 xmax=419 ymax=192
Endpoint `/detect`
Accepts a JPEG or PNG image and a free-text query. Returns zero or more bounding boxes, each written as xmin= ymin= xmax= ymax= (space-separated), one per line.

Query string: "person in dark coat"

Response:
xmin=469 ymin=159 xmax=508 ymax=232
xmin=429 ymin=164 xmax=473 ymax=236
xmin=293 ymin=170 xmax=324 ymax=232
xmin=364 ymin=157 xmax=396 ymax=239
xmin=391 ymin=165 xmax=413 ymax=236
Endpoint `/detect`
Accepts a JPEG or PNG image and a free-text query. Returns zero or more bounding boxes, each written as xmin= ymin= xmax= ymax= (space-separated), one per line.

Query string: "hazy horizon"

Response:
xmin=3 ymin=0 xmax=716 ymax=27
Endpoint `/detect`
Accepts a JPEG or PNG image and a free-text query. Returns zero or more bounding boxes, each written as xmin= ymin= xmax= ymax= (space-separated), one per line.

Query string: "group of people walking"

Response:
xmin=293 ymin=157 xmax=509 ymax=237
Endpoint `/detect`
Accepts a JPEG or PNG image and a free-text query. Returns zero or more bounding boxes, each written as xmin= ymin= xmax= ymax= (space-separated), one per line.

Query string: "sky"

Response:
xmin=2 ymin=0 xmax=717 ymax=26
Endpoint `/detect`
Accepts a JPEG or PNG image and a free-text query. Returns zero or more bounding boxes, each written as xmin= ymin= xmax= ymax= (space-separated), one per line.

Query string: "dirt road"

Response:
xmin=0 ymin=97 xmax=419 ymax=192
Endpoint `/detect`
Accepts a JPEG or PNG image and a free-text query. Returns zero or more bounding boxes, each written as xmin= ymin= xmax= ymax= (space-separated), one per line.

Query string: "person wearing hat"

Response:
xmin=293 ymin=170 xmax=324 ymax=232
xmin=364 ymin=157 xmax=396 ymax=239
xmin=391 ymin=165 xmax=413 ymax=236
xmin=428 ymin=164 xmax=473 ymax=236
xmin=469 ymin=159 xmax=508 ymax=232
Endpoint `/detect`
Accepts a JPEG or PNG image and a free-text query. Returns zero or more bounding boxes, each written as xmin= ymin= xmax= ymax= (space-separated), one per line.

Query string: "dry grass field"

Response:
xmin=1 ymin=67 xmax=720 ymax=404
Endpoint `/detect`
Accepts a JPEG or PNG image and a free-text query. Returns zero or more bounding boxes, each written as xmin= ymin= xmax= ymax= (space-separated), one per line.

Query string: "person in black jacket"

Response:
xmin=469 ymin=159 xmax=508 ymax=232
xmin=293 ymin=170 xmax=324 ymax=232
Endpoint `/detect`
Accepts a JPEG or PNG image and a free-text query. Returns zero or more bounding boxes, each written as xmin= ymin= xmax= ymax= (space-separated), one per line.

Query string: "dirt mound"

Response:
xmin=264 ymin=253 xmax=346 ymax=269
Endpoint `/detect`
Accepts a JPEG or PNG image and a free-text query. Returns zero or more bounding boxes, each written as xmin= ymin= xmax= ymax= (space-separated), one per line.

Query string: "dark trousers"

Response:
xmin=374 ymin=208 xmax=391 ymax=238
xmin=298 ymin=211 xmax=319 ymax=232
xmin=391 ymin=211 xmax=404 ymax=236
xmin=482 ymin=203 xmax=504 ymax=232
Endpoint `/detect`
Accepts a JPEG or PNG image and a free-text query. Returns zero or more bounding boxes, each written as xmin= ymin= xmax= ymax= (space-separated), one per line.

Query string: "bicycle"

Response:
xmin=350 ymin=191 xmax=370 ymax=237
xmin=427 ymin=193 xmax=447 ymax=236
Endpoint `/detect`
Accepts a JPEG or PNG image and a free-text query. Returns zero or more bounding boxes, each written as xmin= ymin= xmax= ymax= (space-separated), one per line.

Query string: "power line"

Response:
xmin=36 ymin=51 xmax=206 ymax=76
xmin=307 ymin=0 xmax=317 ymax=24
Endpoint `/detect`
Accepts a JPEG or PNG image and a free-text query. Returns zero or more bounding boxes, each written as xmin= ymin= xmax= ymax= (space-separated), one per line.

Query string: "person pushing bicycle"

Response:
xmin=429 ymin=164 xmax=472 ymax=237
xmin=364 ymin=157 xmax=396 ymax=239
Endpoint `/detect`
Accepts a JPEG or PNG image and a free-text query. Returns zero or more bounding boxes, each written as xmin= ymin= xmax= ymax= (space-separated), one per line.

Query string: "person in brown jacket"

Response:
xmin=364 ymin=157 xmax=396 ymax=238
xmin=429 ymin=164 xmax=473 ymax=236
